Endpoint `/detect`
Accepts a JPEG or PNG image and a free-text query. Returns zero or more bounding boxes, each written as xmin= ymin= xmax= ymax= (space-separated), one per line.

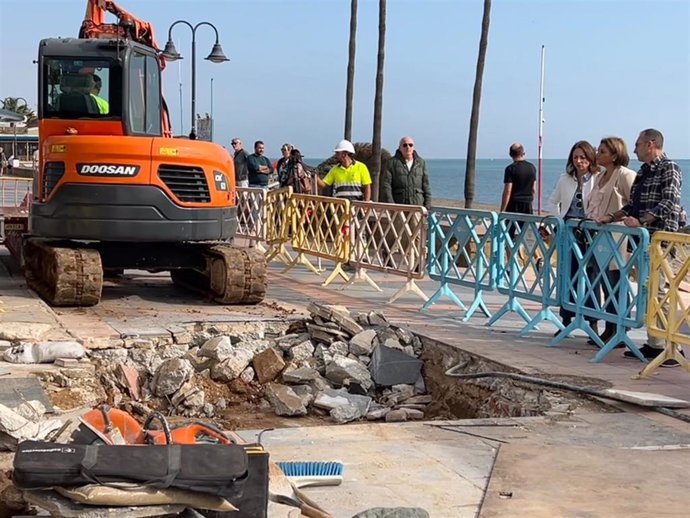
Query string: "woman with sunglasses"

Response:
xmin=548 ymin=140 xmax=599 ymax=334
xmin=586 ymin=137 xmax=636 ymax=345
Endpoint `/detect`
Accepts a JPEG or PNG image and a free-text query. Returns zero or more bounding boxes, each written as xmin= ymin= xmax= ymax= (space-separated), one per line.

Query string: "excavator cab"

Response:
xmin=24 ymin=37 xmax=267 ymax=307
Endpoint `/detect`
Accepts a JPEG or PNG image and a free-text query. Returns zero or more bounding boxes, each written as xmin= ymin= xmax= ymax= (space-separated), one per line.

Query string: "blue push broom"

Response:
xmin=276 ymin=461 xmax=344 ymax=488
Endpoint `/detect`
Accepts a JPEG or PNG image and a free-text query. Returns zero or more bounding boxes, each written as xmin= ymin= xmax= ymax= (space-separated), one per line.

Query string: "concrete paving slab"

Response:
xmin=240 ymin=422 xmax=496 ymax=518
xmin=603 ymin=389 xmax=690 ymax=408
xmin=480 ymin=443 xmax=690 ymax=518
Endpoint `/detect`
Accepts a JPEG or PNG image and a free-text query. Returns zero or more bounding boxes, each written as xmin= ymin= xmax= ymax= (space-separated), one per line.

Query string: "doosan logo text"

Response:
xmin=77 ymin=164 xmax=140 ymax=177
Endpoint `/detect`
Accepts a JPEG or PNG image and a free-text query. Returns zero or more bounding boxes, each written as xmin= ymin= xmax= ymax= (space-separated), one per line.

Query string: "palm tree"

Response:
xmin=464 ymin=0 xmax=492 ymax=208
xmin=370 ymin=0 xmax=386 ymax=201
xmin=344 ymin=0 xmax=358 ymax=141
xmin=1 ymin=97 xmax=37 ymax=123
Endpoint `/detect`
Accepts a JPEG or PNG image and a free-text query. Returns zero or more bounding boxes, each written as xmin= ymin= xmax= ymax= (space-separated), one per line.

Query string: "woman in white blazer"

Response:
xmin=587 ymin=137 xmax=636 ymax=344
xmin=548 ymin=140 xmax=600 ymax=333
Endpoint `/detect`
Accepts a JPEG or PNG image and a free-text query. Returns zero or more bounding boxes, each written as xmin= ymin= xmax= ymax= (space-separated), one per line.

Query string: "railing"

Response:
xmin=423 ymin=207 xmax=497 ymax=320
xmin=235 ymin=187 xmax=267 ymax=250
xmin=348 ymin=201 xmax=428 ymax=303
xmin=487 ymin=214 xmax=562 ymax=336
xmin=264 ymin=187 xmax=293 ymax=265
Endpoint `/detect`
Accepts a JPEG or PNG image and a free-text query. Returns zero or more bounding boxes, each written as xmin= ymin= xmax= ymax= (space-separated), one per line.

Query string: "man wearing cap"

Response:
xmin=317 ymin=139 xmax=371 ymax=201
xmin=230 ymin=138 xmax=249 ymax=188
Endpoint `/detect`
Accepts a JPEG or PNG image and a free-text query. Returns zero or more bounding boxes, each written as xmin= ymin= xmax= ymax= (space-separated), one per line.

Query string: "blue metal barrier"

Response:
xmin=552 ymin=220 xmax=649 ymax=362
xmin=487 ymin=214 xmax=563 ymax=336
xmin=423 ymin=207 xmax=497 ymax=320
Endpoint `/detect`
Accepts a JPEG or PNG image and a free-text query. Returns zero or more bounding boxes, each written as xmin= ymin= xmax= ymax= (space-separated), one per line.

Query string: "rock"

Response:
xmin=325 ymin=355 xmax=373 ymax=391
xmin=185 ymin=347 xmax=215 ymax=372
xmin=210 ymin=348 xmax=254 ymax=382
xmin=199 ymin=336 xmax=234 ymax=361
xmin=313 ymin=344 xmax=333 ymax=374
xmin=55 ymin=358 xmax=79 ymax=368
xmin=12 ymin=400 xmax=47 ymax=421
xmin=395 ymin=327 xmax=414 ymax=346
xmin=358 ymin=355 xmax=371 ymax=365
xmin=330 ymin=341 xmax=349 ymax=357
xmin=396 ymin=404 xmax=427 ymax=412
xmin=282 ymin=367 xmax=321 ymax=384
xmin=115 ymin=364 xmax=141 ymax=400
xmin=401 ymin=408 xmax=425 ymax=420
xmin=253 ymin=347 xmax=286 ymax=384
xmin=151 ymin=358 xmax=193 ymax=397
xmin=236 ymin=339 xmax=273 ymax=356
xmin=383 ymin=385 xmax=415 ymax=406
xmin=290 ymin=340 xmax=315 ymax=362
xmin=404 ymin=395 xmax=433 ymax=405
xmin=264 ymin=383 xmax=307 ymax=416
xmin=412 ymin=335 xmax=423 ymax=356
xmin=383 ymin=337 xmax=404 ymax=351
xmin=369 ymin=345 xmax=423 ymax=387
xmin=291 ymin=385 xmax=314 ymax=407
xmin=385 ymin=408 xmax=409 ymax=422
xmin=158 ymin=343 xmax=189 ymax=360
xmin=367 ymin=311 xmax=388 ymax=326
xmin=0 ymin=322 xmax=52 ymax=341
xmin=171 ymin=381 xmax=205 ymax=411
xmin=355 ymin=312 xmax=370 ymax=326
xmin=240 ymin=366 xmax=256 ymax=384
xmin=330 ymin=404 xmax=362 ymax=424
xmin=308 ymin=328 xmax=337 ymax=345
xmin=90 ymin=348 xmax=128 ymax=363
xmin=307 ymin=302 xmax=364 ymax=336
xmin=349 ymin=329 xmax=377 ymax=356
xmin=0 ymin=404 xmax=63 ymax=450
xmin=306 ymin=323 xmax=350 ymax=341
xmin=313 ymin=387 xmax=371 ymax=415
xmin=366 ymin=404 xmax=390 ymax=421
xmin=275 ymin=333 xmax=311 ymax=352
xmin=128 ymin=348 xmax=164 ymax=375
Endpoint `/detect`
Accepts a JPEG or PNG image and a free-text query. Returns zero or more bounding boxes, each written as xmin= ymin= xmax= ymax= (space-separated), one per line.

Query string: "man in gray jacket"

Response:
xmin=381 ymin=137 xmax=431 ymax=208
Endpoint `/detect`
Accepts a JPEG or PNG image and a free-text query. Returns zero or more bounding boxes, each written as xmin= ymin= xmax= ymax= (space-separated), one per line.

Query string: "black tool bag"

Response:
xmin=12 ymin=440 xmax=249 ymax=499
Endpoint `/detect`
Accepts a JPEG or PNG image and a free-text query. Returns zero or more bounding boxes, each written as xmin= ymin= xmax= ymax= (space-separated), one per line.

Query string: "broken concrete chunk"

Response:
xmin=282 ymin=367 xmax=321 ymax=384
xmin=369 ymin=345 xmax=423 ymax=387
xmin=0 ymin=404 xmax=63 ymax=451
xmin=0 ymin=323 xmax=52 ymax=341
xmin=151 ymin=358 xmax=193 ymax=397
xmin=330 ymin=341 xmax=349 ymax=357
xmin=115 ymin=364 xmax=141 ymax=400
xmin=395 ymin=327 xmax=414 ymax=346
xmin=349 ymin=329 xmax=377 ymax=356
xmin=403 ymin=395 xmax=433 ymax=405
xmin=330 ymin=403 xmax=362 ymax=424
xmin=240 ymin=366 xmax=255 ymax=384
xmin=198 ymin=336 xmax=234 ymax=361
xmin=252 ymin=348 xmax=286 ymax=384
xmin=289 ymin=340 xmax=315 ymax=362
xmin=210 ymin=348 xmax=254 ymax=382
xmin=367 ymin=311 xmax=389 ymax=326
xmin=384 ymin=408 xmax=409 ymax=422
xmin=313 ymin=387 xmax=372 ymax=416
xmin=184 ymin=347 xmax=215 ymax=372
xmin=325 ymin=355 xmax=373 ymax=391
xmin=264 ymin=383 xmax=307 ymax=416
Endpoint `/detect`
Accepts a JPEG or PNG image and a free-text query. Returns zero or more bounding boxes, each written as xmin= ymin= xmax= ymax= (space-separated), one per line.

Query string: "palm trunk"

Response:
xmin=344 ymin=0 xmax=358 ymax=141
xmin=464 ymin=0 xmax=492 ymax=208
xmin=371 ymin=0 xmax=386 ymax=201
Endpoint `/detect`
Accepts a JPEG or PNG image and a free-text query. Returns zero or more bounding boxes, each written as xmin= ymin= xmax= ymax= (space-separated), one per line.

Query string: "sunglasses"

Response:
xmin=402 ymin=143 xmax=414 ymax=148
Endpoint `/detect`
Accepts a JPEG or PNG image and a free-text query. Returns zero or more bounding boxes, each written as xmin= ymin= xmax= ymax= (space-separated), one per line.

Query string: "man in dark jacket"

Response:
xmin=381 ymin=137 xmax=431 ymax=208
xmin=230 ymin=138 xmax=249 ymax=188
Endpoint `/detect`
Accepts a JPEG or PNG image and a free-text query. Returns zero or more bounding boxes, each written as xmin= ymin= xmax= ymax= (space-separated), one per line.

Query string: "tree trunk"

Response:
xmin=371 ymin=0 xmax=386 ymax=201
xmin=464 ymin=0 xmax=492 ymax=209
xmin=344 ymin=0 xmax=358 ymax=141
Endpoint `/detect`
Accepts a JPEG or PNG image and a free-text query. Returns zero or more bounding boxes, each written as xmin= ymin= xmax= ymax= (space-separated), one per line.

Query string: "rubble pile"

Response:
xmin=64 ymin=303 xmax=432 ymax=425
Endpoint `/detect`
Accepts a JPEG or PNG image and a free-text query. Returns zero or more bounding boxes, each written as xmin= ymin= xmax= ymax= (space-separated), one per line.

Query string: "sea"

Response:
xmin=305 ymin=158 xmax=690 ymax=210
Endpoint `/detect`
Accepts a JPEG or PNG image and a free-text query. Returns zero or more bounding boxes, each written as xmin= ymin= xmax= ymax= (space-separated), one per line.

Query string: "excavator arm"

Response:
xmin=79 ymin=0 xmax=158 ymax=51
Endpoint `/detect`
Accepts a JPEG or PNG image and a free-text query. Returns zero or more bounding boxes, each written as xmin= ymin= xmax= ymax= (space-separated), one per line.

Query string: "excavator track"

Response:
xmin=23 ymin=239 xmax=103 ymax=307
xmin=171 ymin=245 xmax=267 ymax=304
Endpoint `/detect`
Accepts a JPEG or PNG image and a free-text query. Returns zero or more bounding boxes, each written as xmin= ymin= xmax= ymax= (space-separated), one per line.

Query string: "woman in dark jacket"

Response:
xmin=381 ymin=137 xmax=431 ymax=208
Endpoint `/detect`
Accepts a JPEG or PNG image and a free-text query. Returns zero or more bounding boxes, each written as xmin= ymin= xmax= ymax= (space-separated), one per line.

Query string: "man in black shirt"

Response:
xmin=501 ymin=143 xmax=536 ymax=214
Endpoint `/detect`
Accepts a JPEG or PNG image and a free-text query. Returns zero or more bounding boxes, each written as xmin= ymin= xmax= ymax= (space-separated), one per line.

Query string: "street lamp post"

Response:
xmin=161 ymin=21 xmax=228 ymax=138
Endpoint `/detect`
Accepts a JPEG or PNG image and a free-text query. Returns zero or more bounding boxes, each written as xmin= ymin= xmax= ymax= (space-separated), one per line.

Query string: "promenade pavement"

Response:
xmin=2 ymin=246 xmax=690 ymax=516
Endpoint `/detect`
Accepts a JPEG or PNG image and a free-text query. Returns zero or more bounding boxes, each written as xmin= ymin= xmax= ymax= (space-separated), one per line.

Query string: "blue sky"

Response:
xmin=1 ymin=0 xmax=688 ymax=159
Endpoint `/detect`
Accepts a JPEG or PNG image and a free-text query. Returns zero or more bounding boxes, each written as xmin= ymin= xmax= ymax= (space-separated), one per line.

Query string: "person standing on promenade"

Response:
xmin=317 ymin=139 xmax=371 ymax=201
xmin=231 ymin=138 xmax=249 ymax=188
xmin=586 ymin=136 xmax=636 ymax=345
xmin=598 ymin=128 xmax=686 ymax=366
xmin=381 ymin=136 xmax=431 ymax=208
xmin=246 ymin=140 xmax=273 ymax=188
xmin=500 ymin=143 xmax=536 ymax=214
xmin=0 ymin=147 xmax=7 ymax=176
xmin=548 ymin=140 xmax=600 ymax=334
xmin=277 ymin=143 xmax=294 ymax=187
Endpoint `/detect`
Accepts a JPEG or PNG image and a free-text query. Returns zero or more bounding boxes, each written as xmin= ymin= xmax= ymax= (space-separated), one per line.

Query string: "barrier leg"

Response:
xmin=388 ymin=279 xmax=428 ymax=304
xmin=635 ymin=343 xmax=690 ymax=378
xmin=266 ymin=243 xmax=293 ymax=265
xmin=422 ymin=283 xmax=466 ymax=311
xmin=462 ymin=291 xmax=491 ymax=321
xmin=590 ymin=330 xmax=640 ymax=363
xmin=322 ymin=263 xmax=350 ymax=286
xmin=487 ymin=297 xmax=531 ymax=327
xmin=282 ymin=252 xmax=320 ymax=276
xmin=340 ymin=267 xmax=379 ymax=291
xmin=519 ymin=307 xmax=561 ymax=337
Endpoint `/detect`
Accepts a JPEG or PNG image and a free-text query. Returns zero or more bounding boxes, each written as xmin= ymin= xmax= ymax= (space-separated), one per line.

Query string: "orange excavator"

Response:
xmin=25 ymin=0 xmax=266 ymax=306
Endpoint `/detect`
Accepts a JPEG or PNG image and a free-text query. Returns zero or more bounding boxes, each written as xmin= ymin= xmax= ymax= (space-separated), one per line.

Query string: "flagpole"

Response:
xmin=537 ymin=44 xmax=545 ymax=214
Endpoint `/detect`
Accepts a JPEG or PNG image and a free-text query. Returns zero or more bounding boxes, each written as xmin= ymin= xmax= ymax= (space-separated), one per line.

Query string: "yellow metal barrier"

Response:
xmin=264 ymin=187 xmax=293 ymax=265
xmin=282 ymin=194 xmax=350 ymax=286
xmin=235 ymin=187 xmax=267 ymax=251
xmin=640 ymin=231 xmax=690 ymax=377
xmin=348 ymin=201 xmax=428 ymax=303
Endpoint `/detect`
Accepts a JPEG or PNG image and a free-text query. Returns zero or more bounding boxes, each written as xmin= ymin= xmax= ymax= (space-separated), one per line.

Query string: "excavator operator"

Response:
xmin=90 ymin=74 xmax=109 ymax=114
